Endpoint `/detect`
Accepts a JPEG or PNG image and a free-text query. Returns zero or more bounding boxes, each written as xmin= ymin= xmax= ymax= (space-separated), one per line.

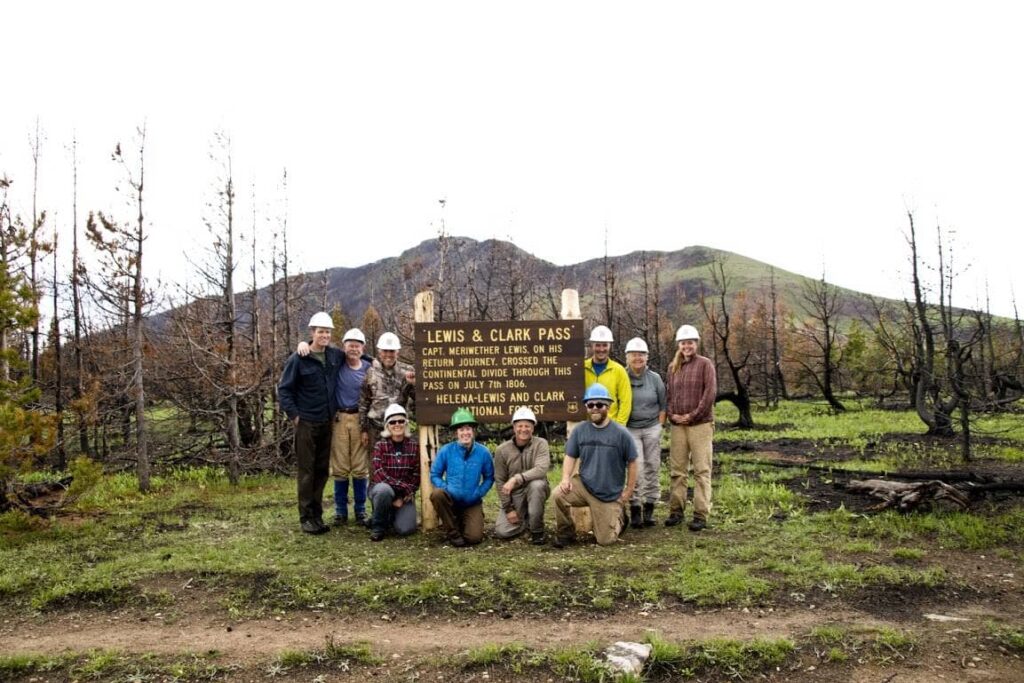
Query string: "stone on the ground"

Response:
xmin=603 ymin=641 xmax=652 ymax=676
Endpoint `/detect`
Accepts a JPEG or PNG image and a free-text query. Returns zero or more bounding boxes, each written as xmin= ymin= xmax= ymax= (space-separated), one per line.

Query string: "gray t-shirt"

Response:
xmin=627 ymin=368 xmax=666 ymax=428
xmin=565 ymin=420 xmax=637 ymax=502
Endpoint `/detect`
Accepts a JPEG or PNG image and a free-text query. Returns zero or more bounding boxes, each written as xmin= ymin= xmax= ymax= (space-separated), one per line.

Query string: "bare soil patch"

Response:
xmin=3 ymin=599 xmax=1022 ymax=681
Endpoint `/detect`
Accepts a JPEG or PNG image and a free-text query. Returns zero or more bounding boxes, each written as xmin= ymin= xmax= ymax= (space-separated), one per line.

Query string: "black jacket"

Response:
xmin=277 ymin=347 xmax=343 ymax=422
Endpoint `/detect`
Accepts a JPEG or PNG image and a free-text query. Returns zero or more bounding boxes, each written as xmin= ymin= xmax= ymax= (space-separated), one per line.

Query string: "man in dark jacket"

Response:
xmin=278 ymin=312 xmax=343 ymax=534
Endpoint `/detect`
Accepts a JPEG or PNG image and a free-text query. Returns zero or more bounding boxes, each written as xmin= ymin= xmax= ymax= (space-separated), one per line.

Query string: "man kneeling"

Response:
xmin=493 ymin=406 xmax=551 ymax=545
xmin=553 ymin=384 xmax=637 ymax=547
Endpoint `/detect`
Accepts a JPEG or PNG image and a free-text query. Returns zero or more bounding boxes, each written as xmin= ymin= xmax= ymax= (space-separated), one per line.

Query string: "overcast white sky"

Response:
xmin=3 ymin=1 xmax=1023 ymax=317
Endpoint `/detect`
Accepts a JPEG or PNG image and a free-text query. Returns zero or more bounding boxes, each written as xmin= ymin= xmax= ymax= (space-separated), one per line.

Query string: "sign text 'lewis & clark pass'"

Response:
xmin=414 ymin=320 xmax=585 ymax=424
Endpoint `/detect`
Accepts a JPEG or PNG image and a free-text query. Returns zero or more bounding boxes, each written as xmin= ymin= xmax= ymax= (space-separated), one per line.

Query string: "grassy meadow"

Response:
xmin=1 ymin=400 xmax=1022 ymax=681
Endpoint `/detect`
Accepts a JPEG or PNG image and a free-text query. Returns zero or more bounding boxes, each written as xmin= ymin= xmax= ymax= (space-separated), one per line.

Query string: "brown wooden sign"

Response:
xmin=415 ymin=320 xmax=586 ymax=424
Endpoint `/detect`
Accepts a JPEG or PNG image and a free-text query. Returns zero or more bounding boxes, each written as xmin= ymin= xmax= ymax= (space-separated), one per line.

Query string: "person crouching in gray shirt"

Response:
xmin=492 ymin=406 xmax=551 ymax=545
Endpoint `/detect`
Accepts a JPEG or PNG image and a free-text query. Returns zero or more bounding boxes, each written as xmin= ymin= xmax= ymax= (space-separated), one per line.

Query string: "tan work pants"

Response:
xmin=330 ymin=412 xmax=369 ymax=479
xmin=553 ymin=475 xmax=624 ymax=546
xmin=668 ymin=421 xmax=714 ymax=519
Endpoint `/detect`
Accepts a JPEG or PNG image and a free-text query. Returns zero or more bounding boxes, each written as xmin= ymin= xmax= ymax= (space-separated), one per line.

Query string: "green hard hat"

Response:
xmin=450 ymin=407 xmax=478 ymax=428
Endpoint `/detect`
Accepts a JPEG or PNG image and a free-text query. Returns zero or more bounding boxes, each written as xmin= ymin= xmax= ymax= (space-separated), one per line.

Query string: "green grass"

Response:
xmin=716 ymin=399 xmax=1024 ymax=464
xmin=0 ymin=463 xmax=984 ymax=617
xmin=452 ymin=634 xmax=800 ymax=681
xmin=3 ymin=398 xmax=1021 ymax=624
xmin=643 ymin=632 xmax=794 ymax=679
xmin=715 ymin=399 xmax=925 ymax=450
xmin=892 ymin=547 xmax=925 ymax=561
xmin=987 ymin=622 xmax=1024 ymax=652
xmin=0 ymin=650 xmax=231 ymax=682
xmin=275 ymin=638 xmax=378 ymax=670
xmin=807 ymin=624 xmax=915 ymax=665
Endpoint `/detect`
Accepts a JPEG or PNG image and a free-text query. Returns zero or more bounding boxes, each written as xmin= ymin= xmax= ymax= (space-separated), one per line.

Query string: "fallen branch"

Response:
xmin=5 ymin=477 xmax=74 ymax=516
xmin=845 ymin=479 xmax=971 ymax=511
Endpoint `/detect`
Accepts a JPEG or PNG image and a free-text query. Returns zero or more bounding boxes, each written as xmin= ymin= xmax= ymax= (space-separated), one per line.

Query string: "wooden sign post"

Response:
xmin=415 ymin=291 xmax=440 ymax=531
xmin=561 ymin=288 xmax=592 ymax=534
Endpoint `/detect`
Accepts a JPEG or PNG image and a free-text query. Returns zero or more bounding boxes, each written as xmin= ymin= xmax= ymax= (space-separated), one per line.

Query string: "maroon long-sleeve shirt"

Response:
xmin=665 ymin=354 xmax=717 ymax=425
xmin=371 ymin=437 xmax=421 ymax=499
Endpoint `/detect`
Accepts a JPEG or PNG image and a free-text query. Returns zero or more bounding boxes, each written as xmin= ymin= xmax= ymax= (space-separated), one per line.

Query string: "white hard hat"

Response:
xmin=377 ymin=332 xmax=401 ymax=351
xmin=383 ymin=403 xmax=407 ymax=423
xmin=342 ymin=328 xmax=366 ymax=344
xmin=625 ymin=337 xmax=649 ymax=354
xmin=589 ymin=325 xmax=614 ymax=343
xmin=675 ymin=324 xmax=700 ymax=342
xmin=308 ymin=312 xmax=334 ymax=329
xmin=511 ymin=406 xmax=537 ymax=424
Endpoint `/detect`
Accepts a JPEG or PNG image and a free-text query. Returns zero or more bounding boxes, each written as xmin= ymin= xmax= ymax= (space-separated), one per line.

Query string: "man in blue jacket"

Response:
xmin=278 ymin=312 xmax=343 ymax=535
xmin=429 ymin=408 xmax=494 ymax=547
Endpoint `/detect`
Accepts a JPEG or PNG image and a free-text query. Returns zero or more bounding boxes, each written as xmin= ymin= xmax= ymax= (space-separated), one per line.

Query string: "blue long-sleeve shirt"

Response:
xmin=430 ymin=441 xmax=494 ymax=507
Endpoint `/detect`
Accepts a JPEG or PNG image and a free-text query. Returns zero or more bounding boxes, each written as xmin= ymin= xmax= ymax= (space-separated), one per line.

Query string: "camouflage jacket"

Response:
xmin=359 ymin=358 xmax=416 ymax=430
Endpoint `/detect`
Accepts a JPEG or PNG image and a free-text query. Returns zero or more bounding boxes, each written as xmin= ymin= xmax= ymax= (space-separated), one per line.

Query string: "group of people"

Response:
xmin=277 ymin=313 xmax=415 ymax=537
xmin=277 ymin=313 xmax=717 ymax=547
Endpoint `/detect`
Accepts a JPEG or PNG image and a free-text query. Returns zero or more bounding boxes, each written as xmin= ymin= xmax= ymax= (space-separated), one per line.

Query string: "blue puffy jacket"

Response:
xmin=430 ymin=441 xmax=494 ymax=507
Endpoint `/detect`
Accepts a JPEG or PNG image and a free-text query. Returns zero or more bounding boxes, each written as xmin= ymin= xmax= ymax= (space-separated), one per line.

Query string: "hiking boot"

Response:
xmin=630 ymin=504 xmax=644 ymax=529
xmin=688 ymin=517 xmax=707 ymax=532
xmin=642 ymin=502 xmax=656 ymax=527
xmin=665 ymin=513 xmax=684 ymax=527
xmin=355 ymin=512 xmax=369 ymax=527
xmin=333 ymin=515 xmax=348 ymax=526
xmin=530 ymin=531 xmax=546 ymax=546
xmin=552 ymin=535 xmax=574 ymax=549
xmin=449 ymin=535 xmax=468 ymax=548
xmin=301 ymin=519 xmax=324 ymax=535
xmin=370 ymin=529 xmax=385 ymax=542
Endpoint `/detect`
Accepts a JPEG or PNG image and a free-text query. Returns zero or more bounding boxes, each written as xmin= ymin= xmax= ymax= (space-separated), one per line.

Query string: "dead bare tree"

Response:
xmin=864 ymin=296 xmax=917 ymax=404
xmin=86 ymin=126 xmax=154 ymax=491
xmin=495 ymin=240 xmax=541 ymax=321
xmin=794 ymin=271 xmax=846 ymax=413
xmin=767 ymin=268 xmax=788 ymax=403
xmin=69 ymin=134 xmax=93 ymax=458
xmin=906 ymin=212 xmax=958 ymax=436
xmin=199 ymin=132 xmax=242 ymax=481
xmin=28 ymin=119 xmax=47 ymax=386
xmin=700 ymin=257 xmax=754 ymax=427
xmin=50 ymin=225 xmax=66 ymax=468
xmin=599 ymin=228 xmax=619 ymax=334
xmin=244 ymin=179 xmax=266 ymax=448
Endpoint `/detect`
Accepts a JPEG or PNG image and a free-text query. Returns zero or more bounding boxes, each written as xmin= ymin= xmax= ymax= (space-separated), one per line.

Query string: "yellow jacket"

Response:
xmin=583 ymin=358 xmax=632 ymax=426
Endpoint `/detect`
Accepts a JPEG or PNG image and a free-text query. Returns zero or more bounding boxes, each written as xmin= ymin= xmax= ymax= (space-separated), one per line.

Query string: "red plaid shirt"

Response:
xmin=665 ymin=354 xmax=717 ymax=424
xmin=371 ymin=437 xmax=421 ymax=499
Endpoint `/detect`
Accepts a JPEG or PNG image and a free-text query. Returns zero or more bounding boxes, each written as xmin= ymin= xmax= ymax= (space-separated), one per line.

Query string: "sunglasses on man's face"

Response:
xmin=585 ymin=401 xmax=609 ymax=410
xmin=387 ymin=419 xmax=407 ymax=426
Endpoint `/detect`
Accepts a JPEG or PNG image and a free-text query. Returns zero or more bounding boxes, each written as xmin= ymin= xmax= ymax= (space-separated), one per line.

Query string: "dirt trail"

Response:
xmin=3 ymin=606 xmax=880 ymax=660
xmin=4 ymin=596 xmax=1022 ymax=681
xmin=4 ymin=603 xmax=1022 ymax=681
xmin=1 ymin=603 xmax=1005 ymax=657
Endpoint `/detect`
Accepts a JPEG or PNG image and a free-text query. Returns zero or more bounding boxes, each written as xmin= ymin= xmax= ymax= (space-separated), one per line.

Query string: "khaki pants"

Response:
xmin=428 ymin=489 xmax=485 ymax=545
xmin=330 ymin=412 xmax=368 ymax=478
xmin=668 ymin=421 xmax=713 ymax=519
xmin=553 ymin=475 xmax=624 ymax=546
